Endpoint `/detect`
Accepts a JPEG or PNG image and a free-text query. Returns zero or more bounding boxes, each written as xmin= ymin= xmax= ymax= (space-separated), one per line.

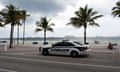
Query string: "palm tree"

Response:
xmin=35 ymin=16 xmax=55 ymax=44
xmin=68 ymin=5 xmax=103 ymax=44
xmin=0 ymin=4 xmax=23 ymax=48
xmin=16 ymin=20 xmax=22 ymax=45
xmin=16 ymin=19 xmax=20 ymax=45
xmin=16 ymin=10 xmax=29 ymax=45
xmin=21 ymin=10 xmax=30 ymax=45
xmin=16 ymin=11 xmax=22 ymax=45
xmin=112 ymin=1 xmax=120 ymax=17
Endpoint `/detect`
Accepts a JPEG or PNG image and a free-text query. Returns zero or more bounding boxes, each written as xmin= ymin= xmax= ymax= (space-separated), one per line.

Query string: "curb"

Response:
xmin=91 ymin=51 xmax=120 ymax=54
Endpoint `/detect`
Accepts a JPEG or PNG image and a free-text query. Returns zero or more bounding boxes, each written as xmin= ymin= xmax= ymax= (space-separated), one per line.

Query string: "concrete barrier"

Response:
xmin=0 ymin=41 xmax=7 ymax=51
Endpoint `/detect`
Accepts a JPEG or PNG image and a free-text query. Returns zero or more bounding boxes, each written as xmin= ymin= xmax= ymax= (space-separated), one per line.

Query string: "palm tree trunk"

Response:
xmin=17 ymin=25 xmax=19 ymax=45
xmin=22 ymin=21 xmax=25 ymax=44
xmin=44 ymin=29 xmax=46 ymax=45
xmin=84 ymin=26 xmax=87 ymax=44
xmin=9 ymin=23 xmax=14 ymax=48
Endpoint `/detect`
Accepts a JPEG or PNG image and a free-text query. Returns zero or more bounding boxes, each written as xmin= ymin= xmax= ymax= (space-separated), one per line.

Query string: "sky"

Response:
xmin=0 ymin=0 xmax=120 ymax=38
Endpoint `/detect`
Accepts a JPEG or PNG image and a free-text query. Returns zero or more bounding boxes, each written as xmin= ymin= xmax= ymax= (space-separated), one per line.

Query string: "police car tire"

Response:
xmin=70 ymin=51 xmax=78 ymax=57
xmin=42 ymin=50 xmax=49 ymax=55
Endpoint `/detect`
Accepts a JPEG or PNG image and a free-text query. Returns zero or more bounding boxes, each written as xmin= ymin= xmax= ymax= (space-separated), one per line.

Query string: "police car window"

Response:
xmin=53 ymin=42 xmax=74 ymax=46
xmin=52 ymin=42 xmax=63 ymax=46
xmin=62 ymin=42 xmax=75 ymax=46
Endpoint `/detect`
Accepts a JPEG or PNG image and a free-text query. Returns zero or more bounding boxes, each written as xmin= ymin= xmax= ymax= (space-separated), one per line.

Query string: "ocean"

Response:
xmin=0 ymin=37 xmax=120 ymax=43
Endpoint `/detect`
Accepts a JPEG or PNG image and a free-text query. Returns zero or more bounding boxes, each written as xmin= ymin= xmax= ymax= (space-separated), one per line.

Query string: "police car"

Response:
xmin=39 ymin=40 xmax=91 ymax=57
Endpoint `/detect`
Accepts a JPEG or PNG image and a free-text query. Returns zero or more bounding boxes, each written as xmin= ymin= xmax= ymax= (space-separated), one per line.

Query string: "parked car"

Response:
xmin=39 ymin=40 xmax=91 ymax=57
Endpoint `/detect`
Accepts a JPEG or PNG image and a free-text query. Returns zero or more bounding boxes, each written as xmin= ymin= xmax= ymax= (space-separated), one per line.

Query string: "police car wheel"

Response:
xmin=70 ymin=51 xmax=78 ymax=57
xmin=42 ymin=50 xmax=49 ymax=55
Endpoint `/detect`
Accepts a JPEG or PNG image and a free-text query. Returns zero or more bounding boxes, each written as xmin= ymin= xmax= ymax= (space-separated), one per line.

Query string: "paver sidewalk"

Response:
xmin=0 ymin=44 xmax=120 ymax=54
xmin=91 ymin=48 xmax=120 ymax=54
xmin=91 ymin=45 xmax=120 ymax=54
xmin=0 ymin=45 xmax=39 ymax=53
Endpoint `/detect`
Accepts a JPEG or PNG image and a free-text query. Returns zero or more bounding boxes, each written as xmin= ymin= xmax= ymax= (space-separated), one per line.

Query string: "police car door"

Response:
xmin=50 ymin=42 xmax=62 ymax=55
xmin=57 ymin=42 xmax=69 ymax=55
xmin=50 ymin=42 xmax=72 ymax=55
xmin=59 ymin=42 xmax=74 ymax=55
xmin=52 ymin=42 xmax=71 ymax=55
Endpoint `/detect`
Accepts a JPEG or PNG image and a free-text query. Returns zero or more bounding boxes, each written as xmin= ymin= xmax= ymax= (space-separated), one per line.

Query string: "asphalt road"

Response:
xmin=0 ymin=53 xmax=120 ymax=72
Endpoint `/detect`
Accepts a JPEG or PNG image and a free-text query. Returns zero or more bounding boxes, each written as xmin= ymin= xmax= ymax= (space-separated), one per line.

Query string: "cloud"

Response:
xmin=0 ymin=0 xmax=120 ymax=37
xmin=77 ymin=0 xmax=118 ymax=15
xmin=1 ymin=0 xmax=76 ymax=16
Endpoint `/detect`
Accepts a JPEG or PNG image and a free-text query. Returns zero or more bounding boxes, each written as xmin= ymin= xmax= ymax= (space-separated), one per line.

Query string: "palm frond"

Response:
xmin=68 ymin=17 xmax=80 ymax=24
xmin=112 ymin=1 xmax=120 ymax=17
xmin=49 ymin=23 xmax=55 ymax=26
xmin=90 ymin=11 xmax=98 ymax=17
xmin=112 ymin=7 xmax=120 ymax=10
xmin=112 ymin=10 xmax=120 ymax=17
xmin=87 ymin=8 xmax=92 ymax=16
xmin=85 ymin=5 xmax=88 ymax=12
xmin=91 ymin=15 xmax=103 ymax=20
xmin=36 ymin=21 xmax=42 ymax=27
xmin=89 ymin=22 xmax=100 ymax=27
xmin=46 ymin=27 xmax=53 ymax=32
xmin=116 ymin=1 xmax=120 ymax=6
xmin=35 ymin=28 xmax=43 ymax=32
xmin=75 ymin=11 xmax=81 ymax=17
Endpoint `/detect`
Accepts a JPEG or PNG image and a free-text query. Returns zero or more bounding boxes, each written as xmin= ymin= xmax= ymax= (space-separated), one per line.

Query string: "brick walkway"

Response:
xmin=0 ymin=44 xmax=120 ymax=54
xmin=91 ymin=45 xmax=120 ymax=54
xmin=91 ymin=48 xmax=120 ymax=54
xmin=0 ymin=45 xmax=39 ymax=53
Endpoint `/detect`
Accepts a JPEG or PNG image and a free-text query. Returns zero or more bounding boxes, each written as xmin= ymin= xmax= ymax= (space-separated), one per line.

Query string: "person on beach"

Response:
xmin=108 ymin=42 xmax=113 ymax=50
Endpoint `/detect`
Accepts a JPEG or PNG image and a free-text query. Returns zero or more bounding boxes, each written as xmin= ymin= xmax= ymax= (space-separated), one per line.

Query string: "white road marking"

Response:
xmin=23 ymin=55 xmax=115 ymax=63
xmin=0 ymin=56 xmax=120 ymax=69
xmin=0 ymin=68 xmax=18 ymax=72
xmin=1 ymin=52 xmax=114 ymax=63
